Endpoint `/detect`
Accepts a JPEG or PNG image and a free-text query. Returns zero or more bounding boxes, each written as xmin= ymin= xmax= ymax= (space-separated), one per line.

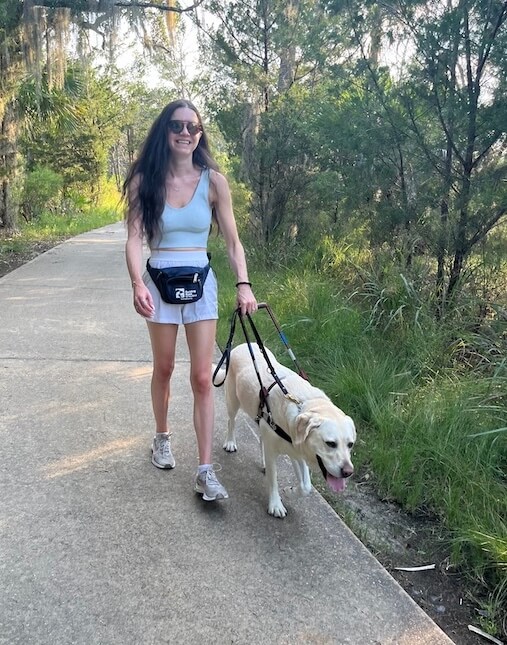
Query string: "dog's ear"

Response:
xmin=294 ymin=412 xmax=321 ymax=446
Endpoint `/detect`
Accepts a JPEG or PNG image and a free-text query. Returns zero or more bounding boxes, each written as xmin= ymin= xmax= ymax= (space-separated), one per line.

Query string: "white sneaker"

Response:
xmin=194 ymin=465 xmax=229 ymax=501
xmin=151 ymin=433 xmax=175 ymax=469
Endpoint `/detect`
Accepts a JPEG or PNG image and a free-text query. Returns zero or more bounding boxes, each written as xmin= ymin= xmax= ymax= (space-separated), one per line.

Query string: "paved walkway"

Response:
xmin=0 ymin=223 xmax=454 ymax=644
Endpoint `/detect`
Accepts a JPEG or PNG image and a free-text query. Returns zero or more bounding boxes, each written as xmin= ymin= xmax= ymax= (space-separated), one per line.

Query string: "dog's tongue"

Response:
xmin=326 ymin=474 xmax=347 ymax=492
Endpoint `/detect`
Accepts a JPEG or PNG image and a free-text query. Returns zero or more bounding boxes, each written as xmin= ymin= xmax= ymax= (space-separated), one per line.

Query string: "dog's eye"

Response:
xmin=325 ymin=441 xmax=337 ymax=448
xmin=348 ymin=442 xmax=354 ymax=449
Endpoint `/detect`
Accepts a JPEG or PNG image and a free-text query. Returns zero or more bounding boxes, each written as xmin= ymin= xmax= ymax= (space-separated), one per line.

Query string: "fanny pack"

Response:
xmin=146 ymin=260 xmax=210 ymax=305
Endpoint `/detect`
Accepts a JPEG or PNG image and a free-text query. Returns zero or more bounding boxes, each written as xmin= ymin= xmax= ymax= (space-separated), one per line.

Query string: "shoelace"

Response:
xmin=203 ymin=464 xmax=223 ymax=484
xmin=157 ymin=435 xmax=172 ymax=458
xmin=206 ymin=469 xmax=219 ymax=484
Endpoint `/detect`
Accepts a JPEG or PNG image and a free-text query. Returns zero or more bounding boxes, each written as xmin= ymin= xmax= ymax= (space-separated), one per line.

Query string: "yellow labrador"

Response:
xmin=219 ymin=343 xmax=356 ymax=517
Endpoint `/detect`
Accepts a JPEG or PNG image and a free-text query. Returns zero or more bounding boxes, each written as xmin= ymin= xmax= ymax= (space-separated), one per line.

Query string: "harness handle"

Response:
xmin=257 ymin=303 xmax=309 ymax=381
xmin=213 ymin=305 xmax=305 ymax=445
xmin=237 ymin=310 xmax=290 ymax=397
xmin=213 ymin=303 xmax=308 ymax=391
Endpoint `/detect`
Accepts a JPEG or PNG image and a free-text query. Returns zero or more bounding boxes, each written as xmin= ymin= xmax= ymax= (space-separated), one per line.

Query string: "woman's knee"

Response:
xmin=190 ymin=369 xmax=212 ymax=395
xmin=153 ymin=358 xmax=175 ymax=382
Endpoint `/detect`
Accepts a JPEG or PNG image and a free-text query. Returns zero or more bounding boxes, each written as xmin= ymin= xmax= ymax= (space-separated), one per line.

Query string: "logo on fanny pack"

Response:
xmin=175 ymin=287 xmax=198 ymax=300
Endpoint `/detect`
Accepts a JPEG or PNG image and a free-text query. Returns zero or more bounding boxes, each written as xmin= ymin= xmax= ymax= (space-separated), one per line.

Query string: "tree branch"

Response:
xmin=114 ymin=0 xmax=205 ymax=12
xmin=33 ymin=0 xmax=205 ymax=13
xmin=466 ymin=206 xmax=507 ymax=250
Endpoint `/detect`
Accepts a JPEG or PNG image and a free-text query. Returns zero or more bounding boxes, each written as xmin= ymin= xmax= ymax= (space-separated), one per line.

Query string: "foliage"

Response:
xmin=19 ymin=64 xmax=128 ymax=201
xmin=211 ymin=223 xmax=507 ymax=634
xmin=21 ymin=165 xmax=63 ymax=222
xmin=0 ymin=182 xmax=121 ymax=271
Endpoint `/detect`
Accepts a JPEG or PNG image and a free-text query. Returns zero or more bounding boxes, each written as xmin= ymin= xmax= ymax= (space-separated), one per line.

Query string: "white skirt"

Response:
xmin=143 ymin=250 xmax=218 ymax=325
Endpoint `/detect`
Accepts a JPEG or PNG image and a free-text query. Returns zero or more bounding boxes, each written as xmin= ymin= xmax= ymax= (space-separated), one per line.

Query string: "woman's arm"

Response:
xmin=125 ymin=176 xmax=155 ymax=318
xmin=211 ymin=171 xmax=257 ymax=316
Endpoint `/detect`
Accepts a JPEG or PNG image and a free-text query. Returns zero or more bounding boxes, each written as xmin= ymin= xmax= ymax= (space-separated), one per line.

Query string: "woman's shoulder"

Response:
xmin=207 ymin=168 xmax=229 ymax=190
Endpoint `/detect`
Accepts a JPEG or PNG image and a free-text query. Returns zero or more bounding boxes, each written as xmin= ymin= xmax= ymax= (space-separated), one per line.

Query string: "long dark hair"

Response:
xmin=122 ymin=99 xmax=219 ymax=246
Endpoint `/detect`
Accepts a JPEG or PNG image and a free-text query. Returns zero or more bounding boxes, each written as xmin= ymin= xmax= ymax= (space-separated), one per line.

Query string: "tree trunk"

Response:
xmin=0 ymin=100 xmax=19 ymax=231
xmin=444 ymin=5 xmax=477 ymax=305
xmin=277 ymin=0 xmax=298 ymax=92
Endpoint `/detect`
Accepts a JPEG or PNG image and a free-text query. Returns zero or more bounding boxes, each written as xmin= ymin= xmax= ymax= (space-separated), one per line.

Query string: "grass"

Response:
xmin=0 ymin=177 xmax=122 ymax=254
xmin=210 ymin=233 xmax=507 ymax=636
xmin=0 ymin=200 xmax=122 ymax=267
xmin=24 ymin=206 xmax=122 ymax=238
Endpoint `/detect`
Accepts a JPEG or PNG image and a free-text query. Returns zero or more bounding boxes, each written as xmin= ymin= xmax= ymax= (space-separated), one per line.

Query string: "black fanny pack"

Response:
xmin=146 ymin=260 xmax=210 ymax=305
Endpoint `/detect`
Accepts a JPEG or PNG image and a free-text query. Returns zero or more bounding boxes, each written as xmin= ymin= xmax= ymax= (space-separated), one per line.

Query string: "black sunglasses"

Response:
xmin=168 ymin=120 xmax=202 ymax=136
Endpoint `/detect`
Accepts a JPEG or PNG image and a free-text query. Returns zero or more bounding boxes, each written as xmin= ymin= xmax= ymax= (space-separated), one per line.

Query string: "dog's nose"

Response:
xmin=341 ymin=466 xmax=354 ymax=478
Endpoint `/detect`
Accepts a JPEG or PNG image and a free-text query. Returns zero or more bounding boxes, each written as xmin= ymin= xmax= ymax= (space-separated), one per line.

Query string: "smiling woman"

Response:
xmin=122 ymin=98 xmax=257 ymax=502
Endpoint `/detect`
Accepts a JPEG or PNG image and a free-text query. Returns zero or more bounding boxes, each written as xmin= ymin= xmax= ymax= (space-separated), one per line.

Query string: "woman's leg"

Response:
xmin=146 ymin=322 xmax=179 ymax=433
xmin=184 ymin=319 xmax=217 ymax=464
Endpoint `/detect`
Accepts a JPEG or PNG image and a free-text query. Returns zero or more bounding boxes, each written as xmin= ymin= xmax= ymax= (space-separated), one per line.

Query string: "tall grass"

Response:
xmin=210 ymin=233 xmax=507 ymax=634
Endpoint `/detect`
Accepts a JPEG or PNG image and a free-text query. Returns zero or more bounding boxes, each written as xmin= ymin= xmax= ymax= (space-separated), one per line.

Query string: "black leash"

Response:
xmin=213 ymin=305 xmax=303 ymax=444
xmin=212 ymin=305 xmax=290 ymax=395
xmin=212 ymin=307 xmax=239 ymax=387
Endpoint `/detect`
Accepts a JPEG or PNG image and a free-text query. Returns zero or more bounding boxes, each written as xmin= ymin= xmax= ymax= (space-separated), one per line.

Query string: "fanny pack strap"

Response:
xmin=146 ymin=260 xmax=210 ymax=282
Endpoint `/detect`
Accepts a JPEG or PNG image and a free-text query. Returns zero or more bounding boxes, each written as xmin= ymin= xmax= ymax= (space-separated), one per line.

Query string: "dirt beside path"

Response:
xmin=0 ymin=240 xmax=62 ymax=278
xmin=317 ymin=477 xmax=491 ymax=645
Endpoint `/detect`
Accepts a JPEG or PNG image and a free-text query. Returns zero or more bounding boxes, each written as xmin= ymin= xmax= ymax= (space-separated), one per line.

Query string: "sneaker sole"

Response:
xmin=151 ymin=452 xmax=175 ymax=469
xmin=194 ymin=485 xmax=228 ymax=501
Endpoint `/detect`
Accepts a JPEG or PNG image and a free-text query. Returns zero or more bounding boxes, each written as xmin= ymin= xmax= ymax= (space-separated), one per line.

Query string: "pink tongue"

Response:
xmin=327 ymin=474 xmax=347 ymax=492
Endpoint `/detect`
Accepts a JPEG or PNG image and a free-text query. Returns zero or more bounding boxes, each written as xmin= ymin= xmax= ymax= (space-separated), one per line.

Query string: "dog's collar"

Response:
xmin=284 ymin=391 xmax=303 ymax=407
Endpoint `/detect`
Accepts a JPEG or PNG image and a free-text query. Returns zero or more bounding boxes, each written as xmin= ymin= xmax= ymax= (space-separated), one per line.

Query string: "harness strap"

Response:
xmin=256 ymin=411 xmax=293 ymax=444
xmin=237 ymin=312 xmax=290 ymax=397
xmin=213 ymin=307 xmax=300 ymax=445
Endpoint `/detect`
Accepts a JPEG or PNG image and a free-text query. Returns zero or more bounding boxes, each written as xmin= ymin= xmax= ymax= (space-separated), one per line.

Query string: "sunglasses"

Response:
xmin=168 ymin=120 xmax=202 ymax=136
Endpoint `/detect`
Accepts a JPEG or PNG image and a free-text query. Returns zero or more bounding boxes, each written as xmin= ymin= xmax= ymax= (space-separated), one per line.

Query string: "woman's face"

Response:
xmin=167 ymin=106 xmax=202 ymax=158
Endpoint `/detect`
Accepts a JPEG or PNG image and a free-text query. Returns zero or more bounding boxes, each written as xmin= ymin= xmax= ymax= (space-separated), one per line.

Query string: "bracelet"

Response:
xmin=235 ymin=281 xmax=252 ymax=288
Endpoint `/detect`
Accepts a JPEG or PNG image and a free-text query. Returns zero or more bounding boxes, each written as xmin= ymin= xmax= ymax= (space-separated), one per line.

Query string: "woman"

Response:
xmin=123 ymin=99 xmax=257 ymax=501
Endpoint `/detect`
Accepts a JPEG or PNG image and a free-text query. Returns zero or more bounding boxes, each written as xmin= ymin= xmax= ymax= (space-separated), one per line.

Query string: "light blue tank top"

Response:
xmin=153 ymin=169 xmax=212 ymax=249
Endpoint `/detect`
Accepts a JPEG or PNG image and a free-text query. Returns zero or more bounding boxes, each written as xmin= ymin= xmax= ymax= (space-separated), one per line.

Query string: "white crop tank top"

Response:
xmin=153 ymin=169 xmax=212 ymax=249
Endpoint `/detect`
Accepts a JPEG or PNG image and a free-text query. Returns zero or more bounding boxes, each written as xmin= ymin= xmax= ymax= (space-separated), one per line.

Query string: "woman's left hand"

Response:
xmin=236 ymin=284 xmax=257 ymax=316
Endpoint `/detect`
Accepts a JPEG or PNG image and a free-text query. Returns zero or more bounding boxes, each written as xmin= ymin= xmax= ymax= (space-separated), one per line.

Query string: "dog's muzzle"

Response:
xmin=316 ymin=455 xmax=352 ymax=493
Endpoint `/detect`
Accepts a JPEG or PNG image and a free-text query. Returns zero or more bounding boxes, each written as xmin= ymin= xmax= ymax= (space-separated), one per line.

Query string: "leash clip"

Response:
xmin=285 ymin=392 xmax=303 ymax=407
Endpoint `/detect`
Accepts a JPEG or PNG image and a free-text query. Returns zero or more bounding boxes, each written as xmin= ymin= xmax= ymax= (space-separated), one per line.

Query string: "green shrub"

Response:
xmin=21 ymin=166 xmax=63 ymax=221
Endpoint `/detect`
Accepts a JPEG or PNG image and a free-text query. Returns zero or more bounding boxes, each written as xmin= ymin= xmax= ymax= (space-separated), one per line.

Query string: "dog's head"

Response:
xmin=293 ymin=399 xmax=356 ymax=493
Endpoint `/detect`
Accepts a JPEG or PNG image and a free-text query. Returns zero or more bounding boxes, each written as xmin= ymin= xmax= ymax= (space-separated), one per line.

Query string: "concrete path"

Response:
xmin=0 ymin=223 xmax=454 ymax=644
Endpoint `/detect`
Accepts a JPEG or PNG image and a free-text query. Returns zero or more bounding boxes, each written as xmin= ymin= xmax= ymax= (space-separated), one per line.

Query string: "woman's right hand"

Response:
xmin=133 ymin=283 xmax=155 ymax=318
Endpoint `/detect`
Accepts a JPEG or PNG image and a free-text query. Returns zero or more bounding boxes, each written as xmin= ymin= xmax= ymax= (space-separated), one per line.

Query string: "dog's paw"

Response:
xmin=268 ymin=499 xmax=287 ymax=518
xmin=223 ymin=440 xmax=238 ymax=452
xmin=283 ymin=485 xmax=305 ymax=499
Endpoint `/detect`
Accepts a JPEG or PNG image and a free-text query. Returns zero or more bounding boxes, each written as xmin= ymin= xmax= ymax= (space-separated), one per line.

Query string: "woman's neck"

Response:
xmin=168 ymin=159 xmax=198 ymax=179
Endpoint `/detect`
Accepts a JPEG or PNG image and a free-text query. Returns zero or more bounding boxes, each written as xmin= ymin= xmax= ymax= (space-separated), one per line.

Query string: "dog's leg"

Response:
xmin=260 ymin=422 xmax=287 ymax=518
xmin=299 ymin=460 xmax=312 ymax=495
xmin=223 ymin=386 xmax=240 ymax=452
xmin=223 ymin=414 xmax=238 ymax=452
xmin=290 ymin=459 xmax=312 ymax=496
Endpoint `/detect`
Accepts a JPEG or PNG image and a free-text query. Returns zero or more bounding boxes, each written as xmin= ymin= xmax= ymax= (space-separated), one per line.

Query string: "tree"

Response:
xmin=20 ymin=64 xmax=129 ymax=201
xmin=0 ymin=0 xmax=204 ymax=231
xmin=203 ymin=0 xmax=346 ymax=242
xmin=333 ymin=0 xmax=507 ymax=311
